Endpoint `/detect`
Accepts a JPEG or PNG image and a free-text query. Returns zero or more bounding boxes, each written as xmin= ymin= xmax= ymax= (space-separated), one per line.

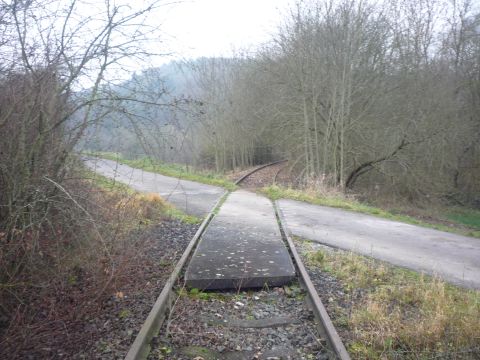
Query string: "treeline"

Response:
xmin=80 ymin=63 xmax=198 ymax=162
xmin=187 ymin=0 xmax=479 ymax=203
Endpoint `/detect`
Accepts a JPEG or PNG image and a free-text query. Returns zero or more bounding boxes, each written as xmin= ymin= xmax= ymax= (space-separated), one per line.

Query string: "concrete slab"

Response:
xmin=278 ymin=198 xmax=480 ymax=289
xmin=185 ymin=190 xmax=296 ymax=290
xmin=84 ymin=157 xmax=224 ymax=217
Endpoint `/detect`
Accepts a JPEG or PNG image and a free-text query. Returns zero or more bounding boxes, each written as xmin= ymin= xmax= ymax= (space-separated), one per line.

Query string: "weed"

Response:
xmin=158 ymin=259 xmax=170 ymax=268
xmin=67 ymin=275 xmax=78 ymax=285
xmin=307 ymin=250 xmax=325 ymax=266
xmin=118 ymin=309 xmax=130 ymax=319
xmin=159 ymin=346 xmax=172 ymax=355
xmin=182 ymin=288 xmax=226 ymax=301
xmin=284 ymin=284 xmax=304 ymax=299
xmin=300 ymin=242 xmax=480 ymax=359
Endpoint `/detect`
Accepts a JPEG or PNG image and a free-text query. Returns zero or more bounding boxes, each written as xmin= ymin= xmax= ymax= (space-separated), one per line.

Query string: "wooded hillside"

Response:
xmin=183 ymin=0 xmax=479 ymax=204
xmin=88 ymin=0 xmax=480 ymax=205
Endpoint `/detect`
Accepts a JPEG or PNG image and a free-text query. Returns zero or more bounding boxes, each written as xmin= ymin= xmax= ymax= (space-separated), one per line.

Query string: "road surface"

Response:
xmin=84 ymin=157 xmax=224 ymax=217
xmin=85 ymin=157 xmax=480 ymax=289
xmin=277 ymin=199 xmax=480 ymax=289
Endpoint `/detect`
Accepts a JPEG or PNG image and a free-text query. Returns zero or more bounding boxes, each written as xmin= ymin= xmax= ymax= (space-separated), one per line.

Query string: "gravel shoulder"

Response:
xmin=79 ymin=220 xmax=199 ymax=359
xmin=292 ymin=240 xmax=353 ymax=345
xmin=0 ymin=220 xmax=198 ymax=360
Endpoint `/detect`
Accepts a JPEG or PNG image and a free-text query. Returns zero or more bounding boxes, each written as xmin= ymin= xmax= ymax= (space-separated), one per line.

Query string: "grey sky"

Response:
xmin=158 ymin=0 xmax=295 ymax=60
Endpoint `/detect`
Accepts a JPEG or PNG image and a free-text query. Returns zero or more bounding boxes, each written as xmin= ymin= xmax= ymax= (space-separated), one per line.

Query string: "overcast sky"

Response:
xmin=158 ymin=0 xmax=295 ymax=61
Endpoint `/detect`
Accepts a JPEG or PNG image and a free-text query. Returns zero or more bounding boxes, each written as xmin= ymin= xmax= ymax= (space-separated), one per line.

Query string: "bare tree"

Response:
xmin=0 ymin=0 xmax=169 ymax=323
xmin=189 ymin=0 xmax=479 ymax=203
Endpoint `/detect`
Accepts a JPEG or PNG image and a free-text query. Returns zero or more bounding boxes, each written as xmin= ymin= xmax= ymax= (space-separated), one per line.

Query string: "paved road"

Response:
xmin=85 ymin=158 xmax=479 ymax=289
xmin=278 ymin=199 xmax=480 ymax=289
xmin=84 ymin=158 xmax=224 ymax=217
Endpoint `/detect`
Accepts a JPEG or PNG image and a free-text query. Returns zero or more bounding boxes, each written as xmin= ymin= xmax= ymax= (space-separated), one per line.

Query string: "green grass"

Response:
xmin=86 ymin=151 xmax=237 ymax=191
xmin=177 ymin=287 xmax=227 ymax=301
xmin=87 ymin=152 xmax=480 ymax=238
xmin=263 ymin=184 xmax=480 ymax=239
xmin=85 ymin=167 xmax=136 ymax=195
xmin=298 ymin=240 xmax=480 ymax=359
xmin=447 ymin=208 xmax=480 ymax=230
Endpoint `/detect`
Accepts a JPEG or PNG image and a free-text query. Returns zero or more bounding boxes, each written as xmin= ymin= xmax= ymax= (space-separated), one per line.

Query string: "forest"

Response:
xmin=87 ymin=0 xmax=480 ymax=206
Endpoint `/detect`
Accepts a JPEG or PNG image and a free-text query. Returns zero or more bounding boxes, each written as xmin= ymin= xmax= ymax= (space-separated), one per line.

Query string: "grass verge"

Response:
xmin=263 ymin=184 xmax=480 ymax=238
xmin=298 ymin=239 xmax=480 ymax=359
xmin=447 ymin=208 xmax=480 ymax=230
xmin=86 ymin=151 xmax=237 ymax=191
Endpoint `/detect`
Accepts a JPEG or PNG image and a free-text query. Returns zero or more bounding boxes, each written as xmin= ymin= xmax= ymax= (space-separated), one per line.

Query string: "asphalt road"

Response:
xmin=278 ymin=199 xmax=480 ymax=289
xmin=84 ymin=157 xmax=224 ymax=217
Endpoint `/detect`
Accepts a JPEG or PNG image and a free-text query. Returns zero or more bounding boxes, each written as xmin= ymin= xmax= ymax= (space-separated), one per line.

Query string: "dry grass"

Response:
xmin=87 ymin=171 xmax=201 ymax=225
xmin=302 ymin=242 xmax=480 ymax=359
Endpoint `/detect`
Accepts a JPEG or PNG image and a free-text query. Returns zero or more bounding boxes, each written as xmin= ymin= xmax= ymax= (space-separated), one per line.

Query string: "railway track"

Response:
xmin=125 ymin=161 xmax=350 ymax=360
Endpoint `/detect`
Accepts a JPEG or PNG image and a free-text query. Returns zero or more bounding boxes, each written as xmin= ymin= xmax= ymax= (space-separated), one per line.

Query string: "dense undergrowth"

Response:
xmin=0 ymin=164 xmax=195 ymax=357
xmin=300 ymin=241 xmax=480 ymax=359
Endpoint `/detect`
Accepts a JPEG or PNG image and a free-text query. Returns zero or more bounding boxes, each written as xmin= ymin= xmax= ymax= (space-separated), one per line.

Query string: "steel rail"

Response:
xmin=125 ymin=160 xmax=350 ymax=359
xmin=125 ymin=161 xmax=285 ymax=359
xmin=234 ymin=159 xmax=288 ymax=185
xmin=275 ymin=202 xmax=351 ymax=360
xmin=124 ymin=190 xmax=228 ymax=360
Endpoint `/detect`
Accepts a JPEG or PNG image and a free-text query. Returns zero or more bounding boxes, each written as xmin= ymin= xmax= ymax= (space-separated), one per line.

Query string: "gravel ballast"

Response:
xmin=0 ymin=220 xmax=199 ymax=360
xmin=292 ymin=240 xmax=353 ymax=344
xmin=78 ymin=220 xmax=199 ymax=359
xmin=148 ymin=284 xmax=332 ymax=360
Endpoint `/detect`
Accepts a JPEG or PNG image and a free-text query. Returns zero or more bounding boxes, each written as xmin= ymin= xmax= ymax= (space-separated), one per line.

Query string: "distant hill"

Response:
xmin=79 ymin=60 xmax=202 ymax=162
